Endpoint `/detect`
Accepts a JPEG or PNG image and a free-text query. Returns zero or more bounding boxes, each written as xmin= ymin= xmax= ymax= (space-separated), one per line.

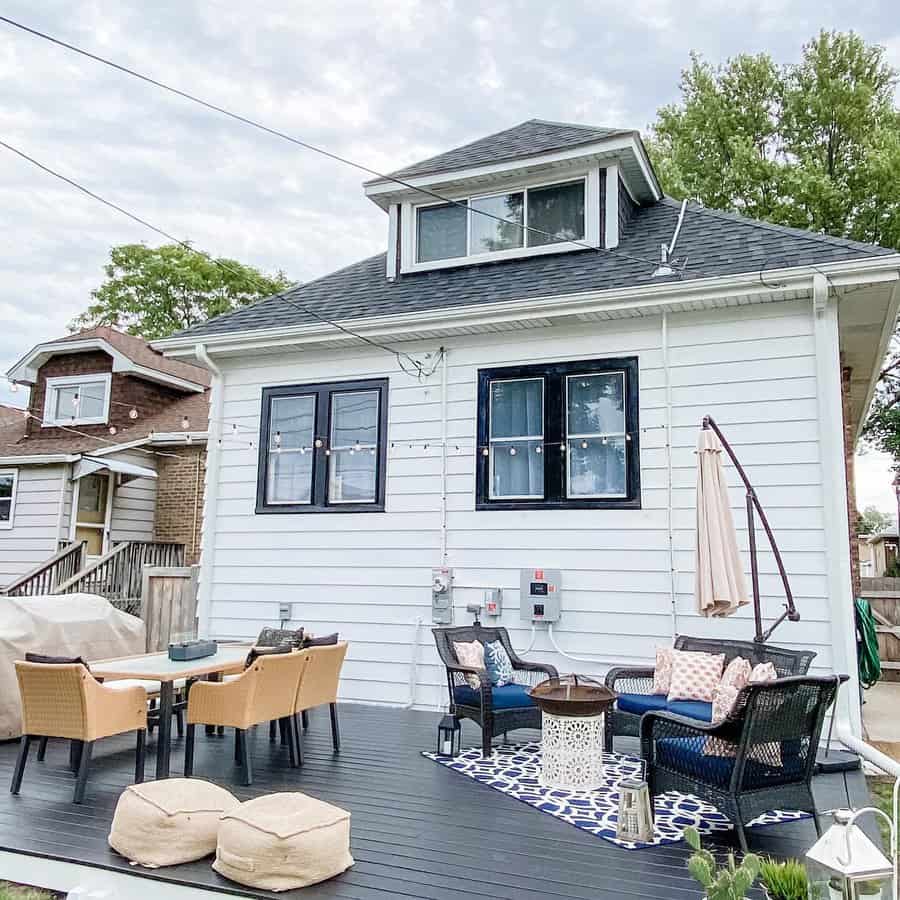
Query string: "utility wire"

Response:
xmin=0 ymin=14 xmax=696 ymax=277
xmin=0 ymin=137 xmax=437 ymax=378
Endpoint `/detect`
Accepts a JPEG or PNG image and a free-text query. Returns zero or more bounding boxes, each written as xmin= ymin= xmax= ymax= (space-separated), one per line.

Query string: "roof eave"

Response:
xmin=155 ymin=254 xmax=900 ymax=358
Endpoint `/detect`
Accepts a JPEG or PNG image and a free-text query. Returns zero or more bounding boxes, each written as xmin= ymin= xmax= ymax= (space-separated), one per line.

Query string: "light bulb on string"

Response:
xmin=349 ymin=446 xmax=355 ymax=455
xmin=581 ymin=440 xmax=588 ymax=450
xmin=423 ymin=444 xmax=429 ymax=454
xmin=148 ymin=429 xmax=155 ymax=440
xmin=186 ymin=434 xmax=193 ymax=445
xmin=299 ymin=446 xmax=306 ymax=455
xmin=481 ymin=447 xmax=489 ymax=457
xmin=601 ymin=436 xmax=608 ymax=445
xmin=232 ymin=423 xmax=239 ymax=436
xmin=9 ymin=381 xmax=18 ymax=393
xmin=370 ymin=447 xmax=376 ymax=456
xmin=325 ymin=448 xmax=331 ymax=457
xmin=560 ymin=444 xmax=566 ymax=453
xmin=314 ymin=438 xmax=323 ymax=448
xmin=129 ymin=407 xmax=139 ymax=420
xmin=625 ymin=433 xmax=632 ymax=442
xmin=71 ymin=392 xmax=80 ymax=411
xmin=181 ymin=416 xmax=190 ymax=431
xmin=509 ymin=446 xmax=517 ymax=456
xmin=274 ymin=431 xmax=282 ymax=450
xmin=535 ymin=445 xmax=542 ymax=454
xmin=354 ymin=440 xmax=361 ymax=453
xmin=109 ymin=425 xmax=117 ymax=436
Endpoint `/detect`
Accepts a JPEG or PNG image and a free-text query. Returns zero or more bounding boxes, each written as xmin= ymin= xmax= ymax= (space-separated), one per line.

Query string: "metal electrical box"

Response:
xmin=519 ymin=568 xmax=561 ymax=622
xmin=432 ymin=567 xmax=454 ymax=624
xmin=483 ymin=589 xmax=502 ymax=618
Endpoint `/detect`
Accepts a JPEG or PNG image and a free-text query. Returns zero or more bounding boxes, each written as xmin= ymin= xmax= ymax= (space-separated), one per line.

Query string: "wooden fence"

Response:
xmin=140 ymin=565 xmax=200 ymax=652
xmin=861 ymin=577 xmax=900 ymax=682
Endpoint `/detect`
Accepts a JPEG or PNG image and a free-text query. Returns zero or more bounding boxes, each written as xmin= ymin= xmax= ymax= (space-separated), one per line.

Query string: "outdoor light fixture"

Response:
xmin=805 ymin=808 xmax=896 ymax=899
xmin=616 ymin=778 xmax=654 ymax=843
xmin=437 ymin=715 xmax=460 ymax=758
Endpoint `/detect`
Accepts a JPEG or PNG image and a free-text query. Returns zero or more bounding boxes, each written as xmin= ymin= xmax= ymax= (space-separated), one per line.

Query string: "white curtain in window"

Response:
xmin=266 ymin=395 xmax=315 ymax=503
xmin=329 ymin=391 xmax=379 ymax=503
xmin=490 ymin=379 xmax=543 ymax=498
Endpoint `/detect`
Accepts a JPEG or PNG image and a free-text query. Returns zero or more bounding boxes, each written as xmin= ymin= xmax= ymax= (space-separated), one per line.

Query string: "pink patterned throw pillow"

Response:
xmin=652 ymin=647 xmax=674 ymax=695
xmin=749 ymin=661 xmax=777 ymax=684
xmin=667 ymin=650 xmax=725 ymax=703
xmin=711 ymin=657 xmax=752 ymax=723
xmin=453 ymin=640 xmax=485 ymax=689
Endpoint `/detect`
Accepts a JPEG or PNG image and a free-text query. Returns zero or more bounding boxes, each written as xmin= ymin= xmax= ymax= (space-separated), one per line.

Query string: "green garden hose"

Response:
xmin=855 ymin=597 xmax=882 ymax=689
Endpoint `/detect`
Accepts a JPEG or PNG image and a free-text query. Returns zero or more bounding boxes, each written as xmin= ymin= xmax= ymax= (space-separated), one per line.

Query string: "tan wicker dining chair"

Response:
xmin=12 ymin=661 xmax=148 ymax=803
xmin=184 ymin=650 xmax=307 ymax=785
xmin=292 ymin=642 xmax=348 ymax=763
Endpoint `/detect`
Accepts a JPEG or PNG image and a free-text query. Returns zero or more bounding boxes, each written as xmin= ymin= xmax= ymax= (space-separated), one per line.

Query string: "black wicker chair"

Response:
xmin=604 ymin=636 xmax=816 ymax=752
xmin=641 ymin=674 xmax=846 ymax=852
xmin=432 ymin=624 xmax=558 ymax=757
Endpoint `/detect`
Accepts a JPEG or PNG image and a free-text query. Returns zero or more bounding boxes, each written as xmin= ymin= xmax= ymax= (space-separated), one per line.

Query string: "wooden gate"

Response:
xmin=140 ymin=565 xmax=200 ymax=652
xmin=861 ymin=577 xmax=900 ymax=682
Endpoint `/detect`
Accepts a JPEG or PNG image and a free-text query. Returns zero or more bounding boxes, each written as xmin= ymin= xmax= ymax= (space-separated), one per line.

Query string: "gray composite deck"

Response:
xmin=0 ymin=703 xmax=869 ymax=900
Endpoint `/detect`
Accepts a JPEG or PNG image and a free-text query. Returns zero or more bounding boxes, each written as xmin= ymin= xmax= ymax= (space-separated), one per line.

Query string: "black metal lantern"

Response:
xmin=437 ymin=715 xmax=461 ymax=757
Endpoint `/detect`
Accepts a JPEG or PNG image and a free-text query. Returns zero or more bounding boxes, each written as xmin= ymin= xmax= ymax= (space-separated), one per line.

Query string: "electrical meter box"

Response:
xmin=519 ymin=568 xmax=561 ymax=622
xmin=432 ymin=567 xmax=453 ymax=625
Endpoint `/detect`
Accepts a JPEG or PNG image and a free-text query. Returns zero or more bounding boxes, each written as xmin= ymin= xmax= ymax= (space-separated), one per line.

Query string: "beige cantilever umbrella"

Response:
xmin=695 ymin=427 xmax=750 ymax=618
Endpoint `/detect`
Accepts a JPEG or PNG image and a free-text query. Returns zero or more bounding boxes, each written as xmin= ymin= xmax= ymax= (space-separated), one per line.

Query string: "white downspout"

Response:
xmin=812 ymin=275 xmax=862 ymax=735
xmin=439 ymin=347 xmax=448 ymax=566
xmin=662 ymin=312 xmax=678 ymax=640
xmin=194 ymin=343 xmax=222 ymax=640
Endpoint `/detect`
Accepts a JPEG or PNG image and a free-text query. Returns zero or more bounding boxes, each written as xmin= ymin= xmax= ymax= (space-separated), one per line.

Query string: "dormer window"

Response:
xmin=43 ymin=374 xmax=111 ymax=426
xmin=414 ymin=178 xmax=587 ymax=266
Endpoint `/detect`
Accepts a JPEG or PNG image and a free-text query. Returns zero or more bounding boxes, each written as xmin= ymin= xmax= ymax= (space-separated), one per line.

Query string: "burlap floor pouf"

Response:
xmin=108 ymin=778 xmax=239 ymax=868
xmin=213 ymin=792 xmax=354 ymax=891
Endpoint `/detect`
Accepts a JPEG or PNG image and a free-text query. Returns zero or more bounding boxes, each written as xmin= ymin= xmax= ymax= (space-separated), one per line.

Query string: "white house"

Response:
xmin=155 ymin=119 xmax=900 ymax=734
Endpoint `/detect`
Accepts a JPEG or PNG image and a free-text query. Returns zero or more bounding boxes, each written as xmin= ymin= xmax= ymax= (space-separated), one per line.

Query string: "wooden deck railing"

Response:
xmin=54 ymin=541 xmax=185 ymax=601
xmin=1 ymin=541 xmax=87 ymax=597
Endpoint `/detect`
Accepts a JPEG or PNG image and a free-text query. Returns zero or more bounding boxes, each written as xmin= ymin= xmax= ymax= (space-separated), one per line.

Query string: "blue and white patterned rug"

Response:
xmin=423 ymin=742 xmax=811 ymax=850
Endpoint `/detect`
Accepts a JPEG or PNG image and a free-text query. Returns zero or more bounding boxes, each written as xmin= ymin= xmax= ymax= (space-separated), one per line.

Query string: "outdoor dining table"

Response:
xmin=91 ymin=644 xmax=250 ymax=779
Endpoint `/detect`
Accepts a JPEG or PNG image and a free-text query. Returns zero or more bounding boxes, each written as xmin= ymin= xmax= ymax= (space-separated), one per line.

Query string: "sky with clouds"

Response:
xmin=1 ymin=0 xmax=898 ymax=508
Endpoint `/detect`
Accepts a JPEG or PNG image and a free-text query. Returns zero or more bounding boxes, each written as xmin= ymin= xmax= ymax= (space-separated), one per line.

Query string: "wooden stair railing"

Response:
xmin=54 ymin=541 xmax=186 ymax=601
xmin=1 ymin=541 xmax=87 ymax=597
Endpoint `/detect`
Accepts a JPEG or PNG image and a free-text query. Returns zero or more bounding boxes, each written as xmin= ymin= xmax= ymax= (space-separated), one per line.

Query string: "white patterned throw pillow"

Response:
xmin=484 ymin=640 xmax=514 ymax=687
xmin=453 ymin=640 xmax=485 ymax=689
xmin=652 ymin=646 xmax=674 ymax=695
xmin=711 ymin=656 xmax=752 ymax=723
xmin=667 ymin=650 xmax=725 ymax=703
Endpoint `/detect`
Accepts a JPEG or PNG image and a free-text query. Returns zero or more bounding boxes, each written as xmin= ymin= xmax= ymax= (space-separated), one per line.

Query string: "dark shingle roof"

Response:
xmin=170 ymin=199 xmax=894 ymax=341
xmin=376 ymin=119 xmax=630 ymax=181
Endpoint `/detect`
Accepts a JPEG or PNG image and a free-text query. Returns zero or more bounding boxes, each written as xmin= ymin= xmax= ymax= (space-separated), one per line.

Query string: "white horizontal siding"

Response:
xmin=107 ymin=449 xmax=157 ymax=544
xmin=0 ymin=464 xmax=66 ymax=587
xmin=204 ymin=300 xmax=835 ymax=709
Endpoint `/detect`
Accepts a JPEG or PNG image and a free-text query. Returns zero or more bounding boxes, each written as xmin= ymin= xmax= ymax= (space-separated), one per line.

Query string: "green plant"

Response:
xmin=758 ymin=858 xmax=809 ymax=900
xmin=684 ymin=826 xmax=762 ymax=899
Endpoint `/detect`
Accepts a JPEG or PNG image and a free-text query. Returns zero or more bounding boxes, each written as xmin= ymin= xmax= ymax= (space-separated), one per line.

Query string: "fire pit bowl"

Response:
xmin=529 ymin=674 xmax=616 ymax=718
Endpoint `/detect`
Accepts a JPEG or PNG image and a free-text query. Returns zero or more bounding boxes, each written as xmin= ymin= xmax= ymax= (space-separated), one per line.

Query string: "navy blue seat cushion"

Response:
xmin=616 ymin=693 xmax=667 ymax=716
xmin=667 ymin=700 xmax=713 ymax=722
xmin=453 ymin=683 xmax=535 ymax=710
xmin=616 ymin=693 xmax=713 ymax=722
xmin=657 ymin=737 xmax=804 ymax=788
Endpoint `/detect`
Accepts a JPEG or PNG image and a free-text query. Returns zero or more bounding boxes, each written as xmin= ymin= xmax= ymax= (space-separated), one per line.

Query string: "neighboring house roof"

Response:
xmin=867 ymin=531 xmax=899 ymax=544
xmin=170 ymin=198 xmax=896 ymax=340
xmin=0 ymin=389 xmax=209 ymax=462
xmin=376 ymin=119 xmax=632 ymax=181
xmin=8 ymin=325 xmax=210 ymax=391
xmin=0 ymin=404 xmax=23 ymax=425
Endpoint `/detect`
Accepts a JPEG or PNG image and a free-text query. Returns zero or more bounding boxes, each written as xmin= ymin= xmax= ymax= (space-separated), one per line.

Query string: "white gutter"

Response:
xmin=439 ymin=347 xmax=449 ymax=566
xmin=0 ymin=454 xmax=79 ymax=465
xmin=154 ymin=256 xmax=900 ymax=358
xmin=194 ymin=344 xmax=222 ymax=640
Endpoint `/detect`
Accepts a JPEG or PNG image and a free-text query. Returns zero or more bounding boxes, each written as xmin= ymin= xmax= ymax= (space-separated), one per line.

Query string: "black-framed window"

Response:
xmin=256 ymin=379 xmax=388 ymax=514
xmin=476 ymin=358 xmax=640 ymax=510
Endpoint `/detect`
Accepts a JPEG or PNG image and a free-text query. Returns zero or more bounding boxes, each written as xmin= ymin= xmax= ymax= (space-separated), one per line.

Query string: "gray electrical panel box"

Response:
xmin=519 ymin=568 xmax=561 ymax=622
xmin=432 ymin=567 xmax=453 ymax=625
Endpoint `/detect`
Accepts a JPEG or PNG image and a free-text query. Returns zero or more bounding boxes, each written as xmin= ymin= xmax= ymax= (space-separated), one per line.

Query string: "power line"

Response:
xmin=0 ymin=14 xmax=694 ymax=277
xmin=0 ymin=137 xmax=437 ymax=378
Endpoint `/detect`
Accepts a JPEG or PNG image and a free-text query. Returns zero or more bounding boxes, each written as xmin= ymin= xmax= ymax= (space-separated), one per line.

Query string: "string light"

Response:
xmin=274 ymin=430 xmax=282 ymax=449
xmin=369 ymin=447 xmax=376 ymax=455
xmin=129 ymin=407 xmax=138 ymax=420
xmin=509 ymin=447 xmax=517 ymax=456
xmin=324 ymin=448 xmax=331 ymax=456
xmin=232 ymin=423 xmax=238 ymax=436
xmin=314 ymin=438 xmax=323 ymax=448
xmin=71 ymin=392 xmax=80 ymax=411
xmin=186 ymin=433 xmax=193 ymax=445
xmin=181 ymin=416 xmax=190 ymax=430
xmin=535 ymin=445 xmax=542 ymax=454
xmin=108 ymin=425 xmax=117 ymax=435
xmin=8 ymin=381 xmax=18 ymax=393
xmin=481 ymin=447 xmax=489 ymax=457
xmin=580 ymin=440 xmax=588 ymax=449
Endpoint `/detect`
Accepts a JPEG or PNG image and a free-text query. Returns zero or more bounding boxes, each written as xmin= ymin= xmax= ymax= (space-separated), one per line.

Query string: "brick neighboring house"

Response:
xmin=0 ymin=326 xmax=210 ymax=589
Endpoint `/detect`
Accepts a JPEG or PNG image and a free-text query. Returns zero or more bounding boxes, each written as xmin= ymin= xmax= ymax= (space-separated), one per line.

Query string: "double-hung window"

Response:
xmin=477 ymin=358 xmax=640 ymax=509
xmin=256 ymin=379 xmax=388 ymax=513
xmin=0 ymin=469 xmax=18 ymax=528
xmin=43 ymin=374 xmax=111 ymax=426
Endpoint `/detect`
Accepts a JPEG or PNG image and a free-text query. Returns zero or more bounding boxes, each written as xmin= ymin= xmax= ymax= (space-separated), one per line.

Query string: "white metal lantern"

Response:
xmin=805 ymin=809 xmax=895 ymax=900
xmin=616 ymin=777 xmax=654 ymax=843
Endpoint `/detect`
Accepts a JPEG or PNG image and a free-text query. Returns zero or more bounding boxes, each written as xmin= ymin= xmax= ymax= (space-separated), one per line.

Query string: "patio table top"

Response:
xmin=91 ymin=643 xmax=251 ymax=681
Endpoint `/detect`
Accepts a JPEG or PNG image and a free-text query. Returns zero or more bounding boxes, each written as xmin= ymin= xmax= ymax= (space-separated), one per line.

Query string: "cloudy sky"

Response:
xmin=1 ymin=0 xmax=898 ymax=509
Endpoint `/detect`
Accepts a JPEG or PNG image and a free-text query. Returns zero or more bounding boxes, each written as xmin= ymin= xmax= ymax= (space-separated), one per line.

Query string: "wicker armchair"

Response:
xmin=12 ymin=661 xmax=148 ymax=803
xmin=432 ymin=624 xmax=558 ymax=757
xmin=292 ymin=642 xmax=348 ymax=764
xmin=641 ymin=674 xmax=845 ymax=852
xmin=185 ymin=650 xmax=307 ymax=785
xmin=604 ymin=636 xmax=816 ymax=751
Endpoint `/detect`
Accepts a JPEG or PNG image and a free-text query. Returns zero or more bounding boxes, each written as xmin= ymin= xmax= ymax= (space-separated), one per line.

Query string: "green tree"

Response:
xmin=650 ymin=31 xmax=900 ymax=463
xmin=72 ymin=243 xmax=293 ymax=340
xmin=857 ymin=504 xmax=894 ymax=535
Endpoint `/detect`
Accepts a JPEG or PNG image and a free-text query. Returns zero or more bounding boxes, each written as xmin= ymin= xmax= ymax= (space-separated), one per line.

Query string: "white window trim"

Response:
xmin=564 ymin=371 xmax=628 ymax=500
xmin=488 ymin=377 xmax=544 ymax=501
xmin=404 ymin=170 xmax=600 ymax=274
xmin=43 ymin=373 xmax=112 ymax=427
xmin=0 ymin=468 xmax=19 ymax=529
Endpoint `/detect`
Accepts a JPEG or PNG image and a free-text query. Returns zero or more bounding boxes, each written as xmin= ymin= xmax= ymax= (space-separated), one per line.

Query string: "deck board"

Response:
xmin=0 ymin=704 xmax=869 ymax=899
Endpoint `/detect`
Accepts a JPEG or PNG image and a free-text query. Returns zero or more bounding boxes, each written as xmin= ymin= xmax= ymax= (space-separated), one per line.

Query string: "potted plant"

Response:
xmin=684 ymin=825 xmax=761 ymax=899
xmin=758 ymin=858 xmax=809 ymax=900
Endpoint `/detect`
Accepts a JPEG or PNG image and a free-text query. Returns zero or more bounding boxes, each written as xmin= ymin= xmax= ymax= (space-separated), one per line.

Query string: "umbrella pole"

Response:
xmin=702 ymin=415 xmax=799 ymax=644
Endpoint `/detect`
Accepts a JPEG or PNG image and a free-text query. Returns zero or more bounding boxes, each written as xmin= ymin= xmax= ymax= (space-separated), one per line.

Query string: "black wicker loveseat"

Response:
xmin=432 ymin=624 xmax=558 ymax=757
xmin=603 ymin=636 xmax=816 ymax=752
xmin=641 ymin=674 xmax=846 ymax=851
